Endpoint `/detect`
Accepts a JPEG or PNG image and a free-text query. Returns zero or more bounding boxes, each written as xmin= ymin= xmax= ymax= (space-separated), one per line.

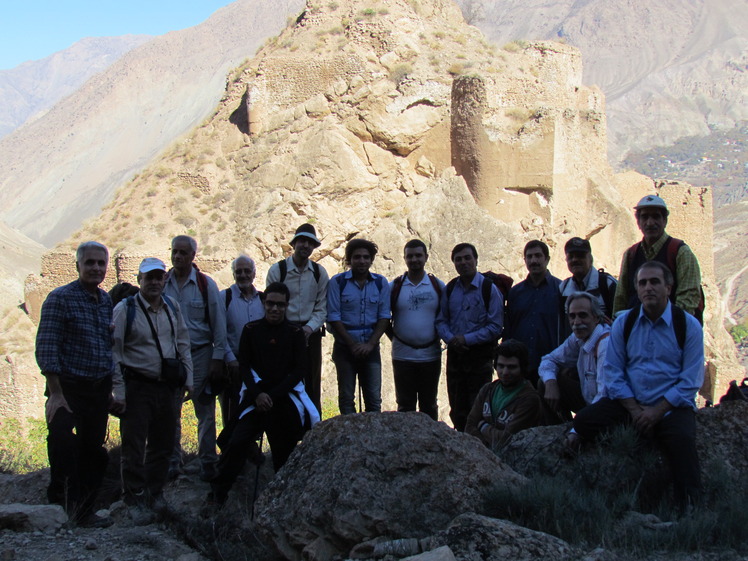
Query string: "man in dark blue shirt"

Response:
xmin=35 ymin=241 xmax=115 ymax=528
xmin=504 ymin=240 xmax=562 ymax=387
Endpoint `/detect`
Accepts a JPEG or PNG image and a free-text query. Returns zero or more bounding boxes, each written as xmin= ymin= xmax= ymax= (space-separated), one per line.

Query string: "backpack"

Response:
xmin=124 ymin=294 xmax=178 ymax=339
xmin=626 ymin=236 xmax=705 ymax=324
xmin=445 ymin=271 xmax=513 ymax=312
xmin=224 ymin=287 xmax=263 ymax=309
xmin=277 ymin=258 xmax=321 ymax=284
xmin=622 ymin=303 xmax=687 ymax=350
xmin=559 ymin=268 xmax=616 ymax=318
xmin=390 ymin=272 xmax=442 ymax=311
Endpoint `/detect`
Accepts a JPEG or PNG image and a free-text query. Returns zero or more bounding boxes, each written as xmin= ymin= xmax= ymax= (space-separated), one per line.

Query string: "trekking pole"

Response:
xmin=250 ymin=433 xmax=264 ymax=521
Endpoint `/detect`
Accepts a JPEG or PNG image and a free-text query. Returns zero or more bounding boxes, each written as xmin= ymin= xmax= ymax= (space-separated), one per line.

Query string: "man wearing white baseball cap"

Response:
xmin=612 ymin=195 xmax=703 ymax=322
xmin=111 ymin=257 xmax=193 ymax=524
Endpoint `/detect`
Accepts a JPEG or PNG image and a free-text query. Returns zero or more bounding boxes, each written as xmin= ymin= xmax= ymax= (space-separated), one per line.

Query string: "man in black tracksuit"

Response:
xmin=209 ymin=282 xmax=310 ymax=505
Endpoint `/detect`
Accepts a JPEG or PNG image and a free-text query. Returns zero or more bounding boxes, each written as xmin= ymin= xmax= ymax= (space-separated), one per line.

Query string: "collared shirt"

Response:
xmin=612 ymin=232 xmax=701 ymax=315
xmin=111 ymin=293 xmax=194 ymax=401
xmin=390 ymin=272 xmax=446 ymax=362
xmin=435 ymin=272 xmax=503 ymax=347
xmin=222 ymin=284 xmax=264 ymax=363
xmin=266 ymin=256 xmax=329 ymax=332
xmin=504 ymin=272 xmax=562 ymax=372
xmin=327 ymin=271 xmax=391 ymax=343
xmin=163 ymin=267 xmax=226 ymax=360
xmin=539 ymin=323 xmax=611 ymax=405
xmin=605 ymin=302 xmax=704 ymax=409
xmin=35 ymin=280 xmax=114 ymax=380
xmin=560 ymin=267 xmax=617 ymax=316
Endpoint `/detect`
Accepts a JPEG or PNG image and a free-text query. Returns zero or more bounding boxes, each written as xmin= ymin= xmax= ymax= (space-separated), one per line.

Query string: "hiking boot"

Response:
xmin=561 ymin=431 xmax=582 ymax=458
xmin=248 ymin=440 xmax=265 ymax=466
xmin=200 ymin=491 xmax=226 ymax=518
xmin=77 ymin=512 xmax=114 ymax=529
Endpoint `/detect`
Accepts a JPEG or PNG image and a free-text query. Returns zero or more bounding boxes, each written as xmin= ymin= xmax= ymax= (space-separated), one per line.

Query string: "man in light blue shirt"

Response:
xmin=573 ymin=261 xmax=703 ymax=509
xmin=220 ymin=254 xmax=264 ymax=424
xmin=327 ymin=239 xmax=391 ymax=414
xmin=436 ymin=243 xmax=503 ymax=431
xmin=538 ymin=291 xmax=610 ymax=422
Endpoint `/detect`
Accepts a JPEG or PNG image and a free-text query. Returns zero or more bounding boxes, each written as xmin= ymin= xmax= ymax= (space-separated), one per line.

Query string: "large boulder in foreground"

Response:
xmin=254 ymin=412 xmax=525 ymax=561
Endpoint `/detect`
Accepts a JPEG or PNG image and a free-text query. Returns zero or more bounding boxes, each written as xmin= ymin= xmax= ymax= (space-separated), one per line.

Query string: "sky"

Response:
xmin=0 ymin=0 xmax=235 ymax=70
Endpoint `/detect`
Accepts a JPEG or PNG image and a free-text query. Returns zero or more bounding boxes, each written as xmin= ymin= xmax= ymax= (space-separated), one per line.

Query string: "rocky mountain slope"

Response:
xmin=15 ymin=0 xmax=736 ymax=410
xmin=464 ymin=0 xmax=748 ymax=163
xmin=0 ymin=35 xmax=151 ymax=139
xmin=0 ymin=0 xmax=304 ymax=247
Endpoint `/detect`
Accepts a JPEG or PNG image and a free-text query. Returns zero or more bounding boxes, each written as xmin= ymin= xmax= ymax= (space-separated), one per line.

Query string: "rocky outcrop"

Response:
xmin=499 ymin=401 xmax=748 ymax=488
xmin=254 ymin=412 xmax=525 ymax=560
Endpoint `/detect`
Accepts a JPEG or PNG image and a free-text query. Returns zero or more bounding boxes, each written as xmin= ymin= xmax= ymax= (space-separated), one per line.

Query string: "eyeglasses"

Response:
xmin=264 ymin=300 xmax=288 ymax=309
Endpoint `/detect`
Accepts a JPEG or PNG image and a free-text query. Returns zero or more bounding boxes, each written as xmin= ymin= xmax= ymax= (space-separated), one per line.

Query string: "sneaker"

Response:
xmin=77 ymin=512 xmax=114 ymax=529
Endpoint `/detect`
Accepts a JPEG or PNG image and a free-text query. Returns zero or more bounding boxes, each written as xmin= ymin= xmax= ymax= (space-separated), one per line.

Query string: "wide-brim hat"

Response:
xmin=290 ymin=223 xmax=321 ymax=247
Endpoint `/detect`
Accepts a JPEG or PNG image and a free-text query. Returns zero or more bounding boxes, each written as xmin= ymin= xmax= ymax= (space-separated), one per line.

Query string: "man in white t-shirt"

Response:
xmin=389 ymin=239 xmax=446 ymax=420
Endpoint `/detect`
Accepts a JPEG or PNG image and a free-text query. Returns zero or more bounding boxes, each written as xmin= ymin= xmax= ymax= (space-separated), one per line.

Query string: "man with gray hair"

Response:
xmin=35 ymin=241 xmax=115 ymax=528
xmin=538 ymin=291 xmax=611 ymax=423
xmin=164 ymin=235 xmax=226 ymax=482
xmin=220 ymin=254 xmax=264 ymax=423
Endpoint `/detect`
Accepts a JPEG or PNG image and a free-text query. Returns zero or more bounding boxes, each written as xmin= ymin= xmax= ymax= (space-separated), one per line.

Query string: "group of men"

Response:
xmin=35 ymin=193 xmax=705 ymax=524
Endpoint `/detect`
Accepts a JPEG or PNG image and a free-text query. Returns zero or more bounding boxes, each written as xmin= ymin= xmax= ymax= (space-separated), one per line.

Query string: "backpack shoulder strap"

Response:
xmin=311 ymin=261 xmax=320 ymax=283
xmin=481 ymin=276 xmax=492 ymax=312
xmin=390 ymin=273 xmax=407 ymax=311
xmin=427 ymin=273 xmax=442 ymax=299
xmin=277 ymin=259 xmax=288 ymax=283
xmin=224 ymin=288 xmax=232 ymax=309
xmin=162 ymin=294 xmax=177 ymax=315
xmin=622 ymin=304 xmax=640 ymax=347
xmin=671 ymin=305 xmax=687 ymax=350
xmin=446 ymin=277 xmax=458 ymax=299
xmin=125 ymin=296 xmax=136 ymax=339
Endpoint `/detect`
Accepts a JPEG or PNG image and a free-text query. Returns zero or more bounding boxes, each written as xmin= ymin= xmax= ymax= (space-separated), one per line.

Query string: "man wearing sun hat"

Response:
xmin=612 ymin=194 xmax=703 ymax=320
xmin=266 ymin=223 xmax=330 ymax=415
xmin=111 ymin=257 xmax=193 ymax=524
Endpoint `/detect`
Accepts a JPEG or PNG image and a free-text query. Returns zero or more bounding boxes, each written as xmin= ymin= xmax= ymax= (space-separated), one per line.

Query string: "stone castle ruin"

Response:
xmin=13 ymin=0 xmax=742 ymax=420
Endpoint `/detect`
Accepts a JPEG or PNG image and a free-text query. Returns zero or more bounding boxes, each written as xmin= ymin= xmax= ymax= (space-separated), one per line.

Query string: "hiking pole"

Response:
xmin=250 ymin=433 xmax=264 ymax=521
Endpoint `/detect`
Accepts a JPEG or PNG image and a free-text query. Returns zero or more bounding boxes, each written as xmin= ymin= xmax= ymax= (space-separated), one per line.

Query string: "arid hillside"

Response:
xmin=0 ymin=0 xmax=304 ymax=247
xmin=0 ymin=35 xmax=151 ymax=139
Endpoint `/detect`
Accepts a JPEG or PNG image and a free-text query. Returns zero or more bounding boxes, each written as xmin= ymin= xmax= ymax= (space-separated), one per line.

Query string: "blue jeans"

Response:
xmin=332 ymin=342 xmax=382 ymax=414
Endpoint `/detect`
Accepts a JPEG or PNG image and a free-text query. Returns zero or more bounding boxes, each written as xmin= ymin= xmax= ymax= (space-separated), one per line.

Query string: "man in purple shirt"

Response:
xmin=573 ymin=261 xmax=703 ymax=510
xmin=436 ymin=243 xmax=503 ymax=431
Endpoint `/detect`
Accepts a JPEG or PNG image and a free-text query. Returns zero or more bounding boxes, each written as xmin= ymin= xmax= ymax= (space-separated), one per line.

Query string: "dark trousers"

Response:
xmin=120 ymin=378 xmax=178 ymax=501
xmin=218 ymin=365 xmax=242 ymax=425
xmin=212 ymin=396 xmax=303 ymax=500
xmin=446 ymin=347 xmax=493 ymax=432
xmin=574 ymin=397 xmax=701 ymax=508
xmin=46 ymin=376 xmax=111 ymax=518
xmin=392 ymin=359 xmax=441 ymax=421
xmin=332 ymin=342 xmax=382 ymax=414
xmin=537 ymin=367 xmax=587 ymax=424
